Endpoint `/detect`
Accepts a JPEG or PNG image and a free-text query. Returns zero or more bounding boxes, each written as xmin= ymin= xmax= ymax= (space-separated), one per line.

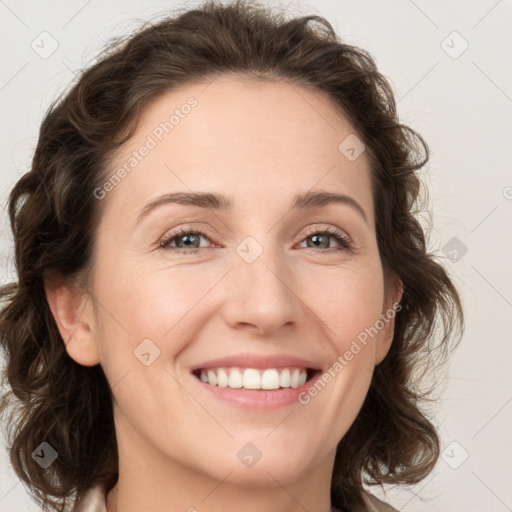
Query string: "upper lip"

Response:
xmin=190 ymin=354 xmax=323 ymax=372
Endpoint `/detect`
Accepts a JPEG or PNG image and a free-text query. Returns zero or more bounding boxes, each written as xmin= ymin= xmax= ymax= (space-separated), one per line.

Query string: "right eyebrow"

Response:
xmin=135 ymin=191 xmax=232 ymax=226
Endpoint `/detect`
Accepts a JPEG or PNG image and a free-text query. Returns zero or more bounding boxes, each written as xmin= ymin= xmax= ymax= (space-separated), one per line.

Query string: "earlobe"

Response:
xmin=44 ymin=276 xmax=100 ymax=367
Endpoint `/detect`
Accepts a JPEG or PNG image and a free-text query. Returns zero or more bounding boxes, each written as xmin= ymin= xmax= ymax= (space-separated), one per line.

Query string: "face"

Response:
xmin=56 ymin=76 xmax=401 ymax=490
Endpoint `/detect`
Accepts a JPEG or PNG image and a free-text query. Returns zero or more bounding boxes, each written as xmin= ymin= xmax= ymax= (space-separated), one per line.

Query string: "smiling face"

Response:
xmin=48 ymin=75 xmax=401 ymax=504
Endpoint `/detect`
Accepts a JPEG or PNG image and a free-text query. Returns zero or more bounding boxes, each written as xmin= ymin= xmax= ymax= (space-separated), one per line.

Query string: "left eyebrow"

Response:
xmin=134 ymin=190 xmax=369 ymax=226
xmin=292 ymin=190 xmax=368 ymax=225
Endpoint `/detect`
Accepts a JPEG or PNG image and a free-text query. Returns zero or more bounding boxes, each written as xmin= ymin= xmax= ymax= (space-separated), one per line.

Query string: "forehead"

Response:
xmin=102 ymin=75 xmax=374 ymax=223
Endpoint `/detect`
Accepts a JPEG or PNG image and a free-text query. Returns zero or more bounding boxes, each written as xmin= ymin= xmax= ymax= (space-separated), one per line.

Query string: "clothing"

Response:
xmin=74 ymin=484 xmax=107 ymax=512
xmin=73 ymin=483 xmax=398 ymax=512
xmin=359 ymin=492 xmax=399 ymax=512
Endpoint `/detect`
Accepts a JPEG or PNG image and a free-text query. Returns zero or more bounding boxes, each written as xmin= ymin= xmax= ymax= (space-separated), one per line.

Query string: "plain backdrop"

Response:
xmin=1 ymin=1 xmax=511 ymax=511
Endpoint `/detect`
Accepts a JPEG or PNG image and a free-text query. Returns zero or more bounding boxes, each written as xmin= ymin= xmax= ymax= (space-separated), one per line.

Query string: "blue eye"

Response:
xmin=159 ymin=226 xmax=353 ymax=254
xmin=159 ymin=228 xmax=210 ymax=251
xmin=299 ymin=227 xmax=353 ymax=251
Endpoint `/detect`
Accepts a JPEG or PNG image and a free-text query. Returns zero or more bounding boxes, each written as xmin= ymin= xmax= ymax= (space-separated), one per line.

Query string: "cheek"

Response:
xmin=90 ymin=265 xmax=210 ymax=418
xmin=297 ymin=263 xmax=385 ymax=346
xmin=95 ymin=262 xmax=225 ymax=358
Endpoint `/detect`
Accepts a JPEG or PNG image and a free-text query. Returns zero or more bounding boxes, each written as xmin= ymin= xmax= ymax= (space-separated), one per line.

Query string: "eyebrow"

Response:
xmin=135 ymin=190 xmax=369 ymax=225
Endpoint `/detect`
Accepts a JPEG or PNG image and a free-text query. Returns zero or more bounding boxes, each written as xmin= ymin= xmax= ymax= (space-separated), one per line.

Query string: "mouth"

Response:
xmin=191 ymin=366 xmax=322 ymax=391
xmin=188 ymin=353 xmax=325 ymax=409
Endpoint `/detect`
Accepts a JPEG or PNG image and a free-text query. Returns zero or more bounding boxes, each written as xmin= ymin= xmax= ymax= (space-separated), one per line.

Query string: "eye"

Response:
xmin=298 ymin=226 xmax=353 ymax=252
xmin=159 ymin=227 xmax=215 ymax=252
xmin=158 ymin=225 xmax=353 ymax=254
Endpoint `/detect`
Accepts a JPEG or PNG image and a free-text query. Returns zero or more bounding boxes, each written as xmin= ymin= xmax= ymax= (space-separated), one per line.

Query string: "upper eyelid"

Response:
xmin=161 ymin=223 xmax=349 ymax=238
xmin=160 ymin=224 xmax=352 ymax=247
xmin=302 ymin=225 xmax=350 ymax=238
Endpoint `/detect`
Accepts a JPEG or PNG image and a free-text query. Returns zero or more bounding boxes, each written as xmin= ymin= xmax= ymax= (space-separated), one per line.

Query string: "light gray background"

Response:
xmin=1 ymin=1 xmax=511 ymax=510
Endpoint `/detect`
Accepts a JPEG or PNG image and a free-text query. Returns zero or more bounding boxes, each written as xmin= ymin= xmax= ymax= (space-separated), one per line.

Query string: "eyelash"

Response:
xmin=158 ymin=225 xmax=353 ymax=254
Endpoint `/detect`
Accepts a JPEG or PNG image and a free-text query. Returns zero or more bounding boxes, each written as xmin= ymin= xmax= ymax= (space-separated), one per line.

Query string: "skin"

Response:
xmin=46 ymin=75 xmax=402 ymax=512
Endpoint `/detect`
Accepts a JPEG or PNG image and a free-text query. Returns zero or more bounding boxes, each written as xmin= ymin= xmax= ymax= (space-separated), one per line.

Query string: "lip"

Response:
xmin=190 ymin=369 xmax=323 ymax=410
xmin=189 ymin=353 xmax=323 ymax=372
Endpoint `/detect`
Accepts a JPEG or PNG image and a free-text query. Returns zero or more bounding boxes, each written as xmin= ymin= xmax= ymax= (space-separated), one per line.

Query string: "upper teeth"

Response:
xmin=198 ymin=367 xmax=308 ymax=390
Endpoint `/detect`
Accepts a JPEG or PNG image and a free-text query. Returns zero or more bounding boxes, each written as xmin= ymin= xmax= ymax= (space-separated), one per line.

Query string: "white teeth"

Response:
xmin=228 ymin=369 xmax=243 ymax=388
xmin=207 ymin=370 xmax=217 ymax=386
xmin=290 ymin=369 xmax=300 ymax=388
xmin=197 ymin=367 xmax=309 ymax=390
xmin=261 ymin=369 xmax=280 ymax=390
xmin=243 ymin=368 xmax=261 ymax=389
xmin=217 ymin=368 xmax=228 ymax=388
xmin=279 ymin=368 xmax=291 ymax=388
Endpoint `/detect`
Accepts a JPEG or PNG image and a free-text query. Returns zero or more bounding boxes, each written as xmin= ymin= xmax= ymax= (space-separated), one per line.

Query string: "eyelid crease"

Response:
xmin=158 ymin=223 xmax=356 ymax=253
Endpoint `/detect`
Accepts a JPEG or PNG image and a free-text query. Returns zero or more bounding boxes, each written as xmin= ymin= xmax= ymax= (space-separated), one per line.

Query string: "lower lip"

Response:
xmin=190 ymin=371 xmax=322 ymax=410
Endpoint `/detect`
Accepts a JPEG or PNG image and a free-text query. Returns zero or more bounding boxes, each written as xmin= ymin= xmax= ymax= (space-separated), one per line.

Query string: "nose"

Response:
xmin=221 ymin=244 xmax=302 ymax=337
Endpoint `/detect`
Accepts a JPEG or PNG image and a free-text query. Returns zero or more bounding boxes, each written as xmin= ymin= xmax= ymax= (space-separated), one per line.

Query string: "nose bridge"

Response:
xmin=224 ymin=235 xmax=301 ymax=335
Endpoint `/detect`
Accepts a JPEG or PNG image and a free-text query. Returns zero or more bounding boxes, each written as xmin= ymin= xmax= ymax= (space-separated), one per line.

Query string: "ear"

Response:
xmin=374 ymin=274 xmax=404 ymax=365
xmin=45 ymin=274 xmax=100 ymax=366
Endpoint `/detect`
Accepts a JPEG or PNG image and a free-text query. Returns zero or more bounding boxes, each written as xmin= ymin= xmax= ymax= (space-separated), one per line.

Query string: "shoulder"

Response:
xmin=358 ymin=490 xmax=398 ymax=512
xmin=72 ymin=483 xmax=107 ymax=512
xmin=73 ymin=484 xmax=396 ymax=512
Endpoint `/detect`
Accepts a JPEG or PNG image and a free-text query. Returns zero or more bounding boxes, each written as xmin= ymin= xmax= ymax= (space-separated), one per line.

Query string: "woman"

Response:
xmin=0 ymin=1 xmax=463 ymax=511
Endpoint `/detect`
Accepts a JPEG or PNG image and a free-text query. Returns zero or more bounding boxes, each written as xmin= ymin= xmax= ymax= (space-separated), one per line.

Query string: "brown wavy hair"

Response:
xmin=0 ymin=1 xmax=464 ymax=510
